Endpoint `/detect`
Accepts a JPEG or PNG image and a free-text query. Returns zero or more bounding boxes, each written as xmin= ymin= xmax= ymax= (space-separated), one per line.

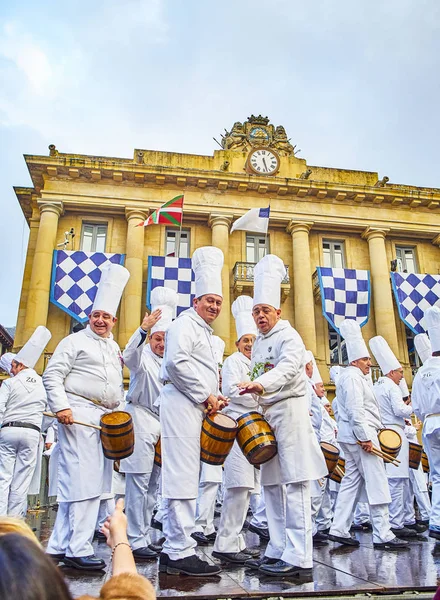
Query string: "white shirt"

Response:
xmin=320 ymin=406 xmax=338 ymax=444
xmin=375 ymin=376 xmax=412 ymax=427
xmin=0 ymin=369 xmax=47 ymax=427
xmin=308 ymin=379 xmax=323 ymax=440
xmin=221 ymin=351 xmax=258 ymax=412
xmin=412 ymin=356 xmax=440 ymax=421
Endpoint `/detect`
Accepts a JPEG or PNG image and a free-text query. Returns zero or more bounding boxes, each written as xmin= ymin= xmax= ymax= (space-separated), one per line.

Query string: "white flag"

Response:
xmin=230 ymin=207 xmax=270 ymax=234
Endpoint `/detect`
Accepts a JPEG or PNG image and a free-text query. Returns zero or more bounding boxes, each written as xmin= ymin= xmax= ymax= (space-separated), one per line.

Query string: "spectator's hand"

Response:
xmin=56 ymin=409 xmax=74 ymax=425
xmin=101 ymin=498 xmax=128 ymax=550
xmin=141 ymin=309 xmax=162 ymax=332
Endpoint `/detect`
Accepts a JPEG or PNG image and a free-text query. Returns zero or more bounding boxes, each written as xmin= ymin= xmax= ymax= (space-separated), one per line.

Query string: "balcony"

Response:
xmin=232 ymin=262 xmax=290 ymax=302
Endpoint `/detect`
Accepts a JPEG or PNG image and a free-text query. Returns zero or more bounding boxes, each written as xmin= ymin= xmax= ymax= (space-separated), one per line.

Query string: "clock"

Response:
xmin=248 ymin=148 xmax=280 ymax=176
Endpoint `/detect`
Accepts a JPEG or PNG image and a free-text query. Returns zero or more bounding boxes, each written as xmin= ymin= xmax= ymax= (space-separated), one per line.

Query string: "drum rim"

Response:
xmin=205 ymin=413 xmax=237 ymax=432
xmin=320 ymin=441 xmax=340 ymax=456
xmin=101 ymin=411 xmax=133 ymax=428
xmin=247 ymin=440 xmax=278 ymax=464
xmin=378 ymin=428 xmax=402 ymax=445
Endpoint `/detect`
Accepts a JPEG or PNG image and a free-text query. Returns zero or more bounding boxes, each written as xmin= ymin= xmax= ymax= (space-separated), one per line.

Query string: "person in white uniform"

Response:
xmin=0 ymin=353 xmax=16 ymax=376
xmin=212 ymin=295 xmax=260 ymax=564
xmin=43 ymin=264 xmax=129 ymax=570
xmin=328 ymin=320 xmax=407 ymax=550
xmin=411 ymin=306 xmax=440 ymax=541
xmin=120 ymin=286 xmax=177 ymax=560
xmin=238 ymin=254 xmax=327 ymax=578
xmin=158 ymin=246 xmax=226 ymax=577
xmin=403 ymin=416 xmax=431 ymax=529
xmin=369 ymin=335 xmax=416 ymax=538
xmin=0 ymin=326 xmax=51 ymax=517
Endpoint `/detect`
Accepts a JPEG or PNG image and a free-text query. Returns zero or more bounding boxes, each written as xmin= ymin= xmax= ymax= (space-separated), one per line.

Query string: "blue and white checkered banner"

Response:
xmin=391 ymin=272 xmax=440 ymax=334
xmin=316 ymin=267 xmax=370 ymax=334
xmin=147 ymin=256 xmax=195 ymax=317
xmin=50 ymin=250 xmax=125 ymax=323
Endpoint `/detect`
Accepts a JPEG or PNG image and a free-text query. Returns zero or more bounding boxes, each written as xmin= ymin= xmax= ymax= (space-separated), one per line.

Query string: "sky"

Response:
xmin=1 ymin=0 xmax=439 ymax=326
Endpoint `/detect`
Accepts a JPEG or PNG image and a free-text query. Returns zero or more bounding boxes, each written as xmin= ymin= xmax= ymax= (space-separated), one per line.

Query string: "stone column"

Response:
xmin=22 ymin=201 xmax=63 ymax=342
xmin=287 ymin=220 xmax=317 ymax=354
xmin=118 ymin=208 xmax=147 ymax=349
xmin=209 ymin=214 xmax=233 ymax=353
xmin=362 ymin=227 xmax=399 ymax=355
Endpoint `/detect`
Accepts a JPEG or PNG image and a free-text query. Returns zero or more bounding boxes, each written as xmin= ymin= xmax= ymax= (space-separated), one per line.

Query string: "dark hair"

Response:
xmin=0 ymin=534 xmax=73 ymax=600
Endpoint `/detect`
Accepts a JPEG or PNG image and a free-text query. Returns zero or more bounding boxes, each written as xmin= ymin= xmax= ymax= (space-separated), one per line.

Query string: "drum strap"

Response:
xmin=426 ymin=413 xmax=440 ymax=419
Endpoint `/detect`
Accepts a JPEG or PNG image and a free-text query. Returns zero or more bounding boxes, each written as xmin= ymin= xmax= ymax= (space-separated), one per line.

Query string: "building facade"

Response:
xmin=13 ymin=115 xmax=440 ymax=385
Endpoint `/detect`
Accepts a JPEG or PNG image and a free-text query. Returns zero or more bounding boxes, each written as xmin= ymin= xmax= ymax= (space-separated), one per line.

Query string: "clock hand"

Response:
xmin=262 ymin=158 xmax=268 ymax=172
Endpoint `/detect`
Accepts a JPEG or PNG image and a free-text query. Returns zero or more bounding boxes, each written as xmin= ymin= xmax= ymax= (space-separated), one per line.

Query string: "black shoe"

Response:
xmin=63 ymin=555 xmax=106 ymax=570
xmin=166 ymin=554 xmax=221 ymax=576
xmin=191 ymin=531 xmax=210 ymax=545
xmin=214 ymin=509 xmax=222 ymax=517
xmin=319 ymin=527 xmax=330 ymax=535
xmin=212 ymin=550 xmax=249 ymax=564
xmin=159 ymin=552 xmax=169 ymax=573
xmin=132 ymin=546 xmax=158 ymax=560
xmin=259 ymin=559 xmax=313 ymax=578
xmin=205 ymin=531 xmax=217 ymax=542
xmin=373 ymin=538 xmax=409 ymax=550
xmin=391 ymin=526 xmax=418 ymax=538
xmin=429 ymin=528 xmax=440 ymax=540
xmin=46 ymin=552 xmax=65 ymax=562
xmin=248 ymin=523 xmax=270 ymax=541
xmin=405 ymin=522 xmax=428 ymax=533
xmin=149 ymin=537 xmax=165 ymax=553
xmin=94 ymin=531 xmax=107 ymax=542
xmin=313 ymin=532 xmax=328 ymax=547
xmin=328 ymin=533 xmax=360 ymax=547
xmin=350 ymin=521 xmax=372 ymax=532
xmin=417 ymin=519 xmax=430 ymax=526
xmin=151 ymin=518 xmax=163 ymax=531
xmin=245 ymin=556 xmax=279 ymax=570
xmin=242 ymin=547 xmax=261 ymax=557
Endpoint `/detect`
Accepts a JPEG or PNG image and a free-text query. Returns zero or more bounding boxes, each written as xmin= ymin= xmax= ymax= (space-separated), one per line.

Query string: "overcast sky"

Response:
xmin=1 ymin=0 xmax=439 ymax=326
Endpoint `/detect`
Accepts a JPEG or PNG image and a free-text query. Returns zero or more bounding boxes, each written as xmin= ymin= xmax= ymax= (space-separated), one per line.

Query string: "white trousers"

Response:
xmin=47 ymin=497 xmax=101 ymax=557
xmin=264 ymin=481 xmax=313 ymax=569
xmin=423 ymin=425 xmax=440 ymax=527
xmin=250 ymin=488 xmax=268 ymax=528
xmin=96 ymin=498 xmax=115 ymax=531
xmin=162 ymin=498 xmax=198 ymax=560
xmin=0 ymin=427 xmax=40 ymax=517
xmin=195 ymin=481 xmax=219 ymax=536
xmin=316 ymin=482 xmax=333 ymax=531
xmin=404 ymin=470 xmax=431 ymax=524
xmin=311 ymin=478 xmax=326 ymax=535
xmin=388 ymin=478 xmax=409 ymax=529
xmin=354 ymin=502 xmax=370 ymax=524
xmin=213 ymin=487 xmax=250 ymax=553
xmin=125 ymin=466 xmax=160 ymax=549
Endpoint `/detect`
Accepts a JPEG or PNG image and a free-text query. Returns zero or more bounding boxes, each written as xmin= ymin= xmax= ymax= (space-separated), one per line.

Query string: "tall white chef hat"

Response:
xmin=232 ymin=296 xmax=257 ymax=340
xmin=150 ymin=286 xmax=179 ymax=334
xmin=253 ymin=254 xmax=286 ymax=309
xmin=211 ymin=335 xmax=225 ymax=366
xmin=339 ymin=319 xmax=369 ymax=363
xmin=310 ymin=355 xmax=324 ymax=385
xmin=399 ymin=378 xmax=410 ymax=398
xmin=369 ymin=335 xmax=401 ymax=375
xmin=15 ymin=326 xmax=51 ymax=369
xmin=414 ymin=333 xmax=432 ymax=364
xmin=192 ymin=247 xmax=224 ymax=298
xmin=424 ymin=306 xmax=440 ymax=353
xmin=92 ymin=264 xmax=130 ymax=317
xmin=0 ymin=352 xmax=16 ymax=375
xmin=305 ymin=350 xmax=314 ymax=364
xmin=329 ymin=365 xmax=344 ymax=385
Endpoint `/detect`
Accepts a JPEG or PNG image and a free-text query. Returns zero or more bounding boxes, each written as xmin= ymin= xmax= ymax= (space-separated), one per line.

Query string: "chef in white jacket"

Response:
xmin=403 ymin=417 xmax=431 ymax=529
xmin=0 ymin=326 xmax=51 ymax=516
xmin=369 ymin=335 xmax=414 ymax=538
xmin=328 ymin=320 xmax=406 ymax=550
xmin=120 ymin=286 xmax=178 ymax=559
xmin=43 ymin=264 xmax=129 ymax=570
xmin=0 ymin=353 xmax=16 ymax=376
xmin=212 ymin=295 xmax=259 ymax=563
xmin=238 ymin=254 xmax=327 ymax=578
xmin=411 ymin=306 xmax=440 ymax=541
xmin=158 ymin=246 xmax=226 ymax=577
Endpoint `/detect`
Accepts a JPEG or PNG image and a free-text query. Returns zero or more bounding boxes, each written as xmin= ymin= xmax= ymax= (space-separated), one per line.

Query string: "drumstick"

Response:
xmin=43 ymin=411 xmax=102 ymax=431
xmin=356 ymin=441 xmax=400 ymax=465
xmin=334 ymin=465 xmax=345 ymax=478
xmin=373 ymin=446 xmax=401 ymax=464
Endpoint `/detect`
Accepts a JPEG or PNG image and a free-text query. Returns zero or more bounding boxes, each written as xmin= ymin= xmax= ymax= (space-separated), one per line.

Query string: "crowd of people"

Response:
xmin=0 ymin=245 xmax=439 ymax=587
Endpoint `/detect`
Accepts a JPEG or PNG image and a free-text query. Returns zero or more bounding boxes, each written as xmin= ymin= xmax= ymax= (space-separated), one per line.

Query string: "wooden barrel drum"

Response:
xmin=408 ymin=441 xmax=422 ymax=470
xmin=200 ymin=413 xmax=237 ymax=466
xmin=328 ymin=457 xmax=345 ymax=483
xmin=422 ymin=450 xmax=430 ymax=474
xmin=378 ymin=428 xmax=402 ymax=463
xmin=100 ymin=411 xmax=135 ymax=460
xmin=236 ymin=411 xmax=277 ymax=466
xmin=154 ymin=438 xmax=162 ymax=468
xmin=320 ymin=442 xmax=340 ymax=475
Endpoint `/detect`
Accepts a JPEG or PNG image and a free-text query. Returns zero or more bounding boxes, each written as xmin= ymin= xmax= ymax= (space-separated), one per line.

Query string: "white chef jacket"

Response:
xmin=0 ymin=369 xmax=47 ymax=427
xmin=320 ymin=407 xmax=338 ymax=445
xmin=412 ymin=357 xmax=440 ymax=422
xmin=308 ymin=380 xmax=323 ymax=442
xmin=42 ymin=326 xmax=124 ymax=502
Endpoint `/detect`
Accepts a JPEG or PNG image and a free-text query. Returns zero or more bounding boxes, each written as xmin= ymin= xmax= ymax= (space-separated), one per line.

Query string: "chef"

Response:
xmin=158 ymin=246 xmax=225 ymax=577
xmin=43 ymin=264 xmax=129 ymax=570
xmin=120 ymin=286 xmax=178 ymax=560
xmin=328 ymin=320 xmax=407 ymax=550
xmin=238 ymin=254 xmax=327 ymax=578
xmin=0 ymin=326 xmax=51 ymax=516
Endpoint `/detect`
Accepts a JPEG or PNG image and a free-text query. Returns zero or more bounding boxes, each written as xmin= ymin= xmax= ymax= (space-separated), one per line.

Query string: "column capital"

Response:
xmin=37 ymin=201 xmax=63 ymax=217
xmin=361 ymin=226 xmax=390 ymax=242
xmin=432 ymin=233 xmax=440 ymax=246
xmin=286 ymin=220 xmax=314 ymax=235
xmin=208 ymin=213 xmax=233 ymax=229
xmin=125 ymin=207 xmax=148 ymax=222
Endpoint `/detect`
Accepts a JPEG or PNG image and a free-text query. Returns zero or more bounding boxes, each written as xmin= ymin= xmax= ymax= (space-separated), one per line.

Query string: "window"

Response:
xmin=246 ymin=234 xmax=269 ymax=263
xmin=406 ymin=327 xmax=421 ymax=369
xmin=323 ymin=240 xmax=345 ymax=268
xmin=329 ymin=324 xmax=348 ymax=365
xmin=81 ymin=223 xmax=107 ymax=252
xmin=165 ymin=228 xmax=190 ymax=258
xmin=396 ymin=246 xmax=417 ymax=273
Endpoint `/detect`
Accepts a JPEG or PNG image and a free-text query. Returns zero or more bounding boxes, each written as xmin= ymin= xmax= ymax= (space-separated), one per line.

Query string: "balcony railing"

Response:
xmin=233 ymin=262 xmax=290 ymax=284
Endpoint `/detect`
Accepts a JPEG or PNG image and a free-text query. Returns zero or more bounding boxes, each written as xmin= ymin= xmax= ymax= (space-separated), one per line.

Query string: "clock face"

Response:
xmin=248 ymin=148 xmax=279 ymax=175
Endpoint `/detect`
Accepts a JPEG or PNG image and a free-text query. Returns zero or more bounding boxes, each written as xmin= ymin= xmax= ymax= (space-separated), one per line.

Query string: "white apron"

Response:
xmin=222 ymin=407 xmax=260 ymax=491
xmin=119 ymin=404 xmax=160 ymax=474
xmin=384 ymin=424 xmax=409 ymax=479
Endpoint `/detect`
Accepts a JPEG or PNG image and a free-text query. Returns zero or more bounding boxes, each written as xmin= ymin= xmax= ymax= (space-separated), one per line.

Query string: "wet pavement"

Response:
xmin=28 ymin=508 xmax=440 ymax=598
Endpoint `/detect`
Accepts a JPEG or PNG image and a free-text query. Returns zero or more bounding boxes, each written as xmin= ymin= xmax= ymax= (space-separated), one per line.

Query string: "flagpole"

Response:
xmin=176 ymin=193 xmax=184 ymax=259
